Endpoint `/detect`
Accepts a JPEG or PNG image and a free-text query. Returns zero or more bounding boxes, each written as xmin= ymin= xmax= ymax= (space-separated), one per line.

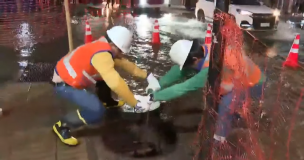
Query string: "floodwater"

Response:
xmin=247 ymin=20 xmax=304 ymax=61
xmin=1 ymin=2 xmax=304 ymax=160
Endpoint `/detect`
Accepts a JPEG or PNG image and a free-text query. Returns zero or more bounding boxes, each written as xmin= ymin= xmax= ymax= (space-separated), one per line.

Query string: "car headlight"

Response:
xmin=273 ymin=9 xmax=280 ymax=16
xmin=140 ymin=0 xmax=147 ymax=5
xmin=236 ymin=9 xmax=252 ymax=15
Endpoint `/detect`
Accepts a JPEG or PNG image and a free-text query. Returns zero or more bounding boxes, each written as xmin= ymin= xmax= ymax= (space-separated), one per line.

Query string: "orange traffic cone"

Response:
xmin=283 ymin=34 xmax=300 ymax=68
xmin=85 ymin=20 xmax=93 ymax=43
xmin=152 ymin=20 xmax=160 ymax=44
xmin=205 ymin=23 xmax=212 ymax=45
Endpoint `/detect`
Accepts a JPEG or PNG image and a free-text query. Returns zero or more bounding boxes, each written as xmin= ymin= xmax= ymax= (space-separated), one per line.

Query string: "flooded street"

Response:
xmin=1 ymin=2 xmax=304 ymax=160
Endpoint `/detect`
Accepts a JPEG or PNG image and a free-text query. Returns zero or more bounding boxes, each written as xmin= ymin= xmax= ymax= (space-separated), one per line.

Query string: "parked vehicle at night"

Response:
xmin=132 ymin=0 xmax=170 ymax=9
xmin=195 ymin=0 xmax=281 ymax=31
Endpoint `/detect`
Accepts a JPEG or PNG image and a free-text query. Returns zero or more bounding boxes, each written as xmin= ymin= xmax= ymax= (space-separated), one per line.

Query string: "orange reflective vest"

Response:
xmin=55 ymin=40 xmax=112 ymax=89
xmin=201 ymin=45 xmax=261 ymax=95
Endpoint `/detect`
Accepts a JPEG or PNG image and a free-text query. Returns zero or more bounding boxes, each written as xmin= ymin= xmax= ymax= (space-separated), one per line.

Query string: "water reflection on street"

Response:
xmin=1 ymin=1 xmax=209 ymax=83
xmin=0 ymin=0 xmax=68 ymax=83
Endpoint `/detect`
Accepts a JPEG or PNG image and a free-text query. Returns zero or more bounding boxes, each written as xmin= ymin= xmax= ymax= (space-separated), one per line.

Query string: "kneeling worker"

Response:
xmin=52 ymin=26 xmax=150 ymax=146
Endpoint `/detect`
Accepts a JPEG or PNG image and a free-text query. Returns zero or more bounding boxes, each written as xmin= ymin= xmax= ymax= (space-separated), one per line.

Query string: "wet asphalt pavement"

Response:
xmin=1 ymin=2 xmax=304 ymax=160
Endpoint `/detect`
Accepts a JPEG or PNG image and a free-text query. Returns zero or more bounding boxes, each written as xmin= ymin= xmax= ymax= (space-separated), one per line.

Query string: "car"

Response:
xmin=195 ymin=0 xmax=280 ymax=31
xmin=132 ymin=0 xmax=170 ymax=9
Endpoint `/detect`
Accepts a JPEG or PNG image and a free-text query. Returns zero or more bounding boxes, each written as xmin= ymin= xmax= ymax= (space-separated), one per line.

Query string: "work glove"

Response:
xmin=145 ymin=73 xmax=161 ymax=94
xmin=121 ymin=95 xmax=151 ymax=113
xmin=121 ymin=95 xmax=160 ymax=113
xmin=135 ymin=94 xmax=160 ymax=112
xmin=121 ymin=103 xmax=148 ymax=113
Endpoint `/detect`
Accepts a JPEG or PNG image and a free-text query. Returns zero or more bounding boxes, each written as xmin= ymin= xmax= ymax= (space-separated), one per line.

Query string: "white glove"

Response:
xmin=121 ymin=95 xmax=161 ymax=113
xmin=121 ymin=102 xmax=148 ymax=113
xmin=145 ymin=73 xmax=161 ymax=94
xmin=134 ymin=95 xmax=161 ymax=112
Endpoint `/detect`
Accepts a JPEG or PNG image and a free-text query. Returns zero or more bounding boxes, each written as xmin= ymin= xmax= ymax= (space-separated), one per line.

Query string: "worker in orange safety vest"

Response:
xmin=52 ymin=26 xmax=151 ymax=146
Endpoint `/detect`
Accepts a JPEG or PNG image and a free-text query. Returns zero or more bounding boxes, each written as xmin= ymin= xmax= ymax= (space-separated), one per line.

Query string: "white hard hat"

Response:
xmin=106 ymin=26 xmax=133 ymax=53
xmin=169 ymin=40 xmax=193 ymax=70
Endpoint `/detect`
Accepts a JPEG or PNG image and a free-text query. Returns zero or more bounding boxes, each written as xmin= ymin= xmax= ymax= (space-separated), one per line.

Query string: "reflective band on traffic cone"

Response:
xmin=151 ymin=20 xmax=160 ymax=44
xmin=283 ymin=34 xmax=300 ymax=68
xmin=85 ymin=20 xmax=93 ymax=43
xmin=205 ymin=23 xmax=212 ymax=45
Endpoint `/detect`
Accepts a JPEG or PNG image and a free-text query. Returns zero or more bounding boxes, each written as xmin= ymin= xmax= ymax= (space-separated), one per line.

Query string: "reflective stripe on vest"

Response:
xmin=62 ymin=38 xmax=111 ymax=85
xmin=63 ymin=48 xmax=77 ymax=79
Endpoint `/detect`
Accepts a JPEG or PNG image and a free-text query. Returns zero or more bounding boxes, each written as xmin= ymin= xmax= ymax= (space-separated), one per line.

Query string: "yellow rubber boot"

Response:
xmin=53 ymin=121 xmax=79 ymax=146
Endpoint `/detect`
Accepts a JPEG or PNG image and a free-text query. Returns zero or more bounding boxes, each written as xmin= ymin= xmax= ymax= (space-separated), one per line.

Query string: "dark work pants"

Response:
xmin=95 ymin=80 xmax=118 ymax=106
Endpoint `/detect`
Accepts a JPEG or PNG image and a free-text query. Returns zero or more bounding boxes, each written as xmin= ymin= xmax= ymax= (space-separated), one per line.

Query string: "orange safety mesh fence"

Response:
xmin=193 ymin=11 xmax=304 ymax=160
xmin=1 ymin=0 xmax=304 ymax=159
